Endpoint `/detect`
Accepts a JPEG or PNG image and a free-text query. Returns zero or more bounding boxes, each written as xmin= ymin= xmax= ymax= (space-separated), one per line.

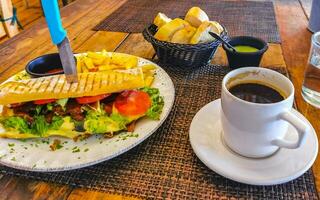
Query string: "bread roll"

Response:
xmin=154 ymin=18 xmax=189 ymax=42
xmin=0 ymin=69 xmax=145 ymax=105
xmin=171 ymin=25 xmax=196 ymax=44
xmin=190 ymin=21 xmax=224 ymax=44
xmin=209 ymin=21 xmax=224 ymax=35
xmin=153 ymin=13 xmax=172 ymax=28
xmin=184 ymin=7 xmax=209 ymax=27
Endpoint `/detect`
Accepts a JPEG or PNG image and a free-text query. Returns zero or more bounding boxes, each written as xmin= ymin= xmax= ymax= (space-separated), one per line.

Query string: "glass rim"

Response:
xmin=312 ymin=31 xmax=320 ymax=48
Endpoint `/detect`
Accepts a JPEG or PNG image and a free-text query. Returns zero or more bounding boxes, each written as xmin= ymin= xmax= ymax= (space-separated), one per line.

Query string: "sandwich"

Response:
xmin=0 ymin=69 xmax=164 ymax=139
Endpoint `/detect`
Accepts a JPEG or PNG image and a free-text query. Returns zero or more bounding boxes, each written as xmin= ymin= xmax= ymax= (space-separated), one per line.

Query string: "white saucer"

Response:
xmin=189 ymin=99 xmax=318 ymax=185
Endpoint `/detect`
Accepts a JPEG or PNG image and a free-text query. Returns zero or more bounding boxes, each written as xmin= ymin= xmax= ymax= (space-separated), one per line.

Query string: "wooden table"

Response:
xmin=0 ymin=0 xmax=318 ymax=199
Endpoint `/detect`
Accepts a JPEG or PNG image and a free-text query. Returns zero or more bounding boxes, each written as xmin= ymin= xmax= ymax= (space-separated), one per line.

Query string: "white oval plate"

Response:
xmin=0 ymin=53 xmax=175 ymax=172
xmin=190 ymin=99 xmax=318 ymax=185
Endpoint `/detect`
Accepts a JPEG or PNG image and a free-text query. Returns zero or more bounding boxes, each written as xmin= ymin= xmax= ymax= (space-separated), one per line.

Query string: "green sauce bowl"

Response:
xmin=222 ymin=36 xmax=268 ymax=69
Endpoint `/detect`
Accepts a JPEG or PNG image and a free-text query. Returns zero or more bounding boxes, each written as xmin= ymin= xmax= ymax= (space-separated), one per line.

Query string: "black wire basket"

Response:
xmin=143 ymin=24 xmax=228 ymax=68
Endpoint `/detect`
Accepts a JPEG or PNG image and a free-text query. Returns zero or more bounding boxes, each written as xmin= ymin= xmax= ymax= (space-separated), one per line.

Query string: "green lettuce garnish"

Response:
xmin=84 ymin=110 xmax=123 ymax=134
xmin=0 ymin=115 xmax=64 ymax=136
xmin=140 ymin=87 xmax=164 ymax=120
xmin=110 ymin=113 xmax=129 ymax=129
xmin=30 ymin=116 xmax=48 ymax=136
xmin=49 ymin=116 xmax=64 ymax=130
xmin=35 ymin=105 xmax=43 ymax=115
xmin=0 ymin=117 xmax=30 ymax=133
xmin=56 ymin=98 xmax=68 ymax=110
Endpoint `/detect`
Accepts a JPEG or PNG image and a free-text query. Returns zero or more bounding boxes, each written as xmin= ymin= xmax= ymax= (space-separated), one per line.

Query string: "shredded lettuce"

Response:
xmin=56 ymin=98 xmax=68 ymax=110
xmin=0 ymin=117 xmax=30 ymax=133
xmin=110 ymin=113 xmax=129 ymax=129
xmin=35 ymin=106 xmax=43 ymax=115
xmin=84 ymin=110 xmax=123 ymax=134
xmin=46 ymin=103 xmax=53 ymax=111
xmin=31 ymin=116 xmax=48 ymax=136
xmin=49 ymin=116 xmax=64 ymax=130
xmin=140 ymin=87 xmax=164 ymax=120
xmin=0 ymin=115 xmax=64 ymax=136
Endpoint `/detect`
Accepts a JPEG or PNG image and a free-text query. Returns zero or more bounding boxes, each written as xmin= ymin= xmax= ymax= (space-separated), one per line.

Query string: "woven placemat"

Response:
xmin=0 ymin=65 xmax=318 ymax=199
xmin=93 ymin=0 xmax=281 ymax=43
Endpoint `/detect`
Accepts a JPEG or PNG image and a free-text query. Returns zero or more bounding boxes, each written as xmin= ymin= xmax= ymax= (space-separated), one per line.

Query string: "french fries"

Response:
xmin=75 ymin=50 xmax=157 ymax=86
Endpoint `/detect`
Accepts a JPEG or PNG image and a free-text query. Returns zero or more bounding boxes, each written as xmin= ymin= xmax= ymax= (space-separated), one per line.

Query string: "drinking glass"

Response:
xmin=302 ymin=31 xmax=320 ymax=108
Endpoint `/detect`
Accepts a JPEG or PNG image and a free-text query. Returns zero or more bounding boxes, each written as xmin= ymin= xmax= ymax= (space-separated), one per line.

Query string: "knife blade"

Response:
xmin=41 ymin=0 xmax=78 ymax=83
xmin=57 ymin=37 xmax=78 ymax=83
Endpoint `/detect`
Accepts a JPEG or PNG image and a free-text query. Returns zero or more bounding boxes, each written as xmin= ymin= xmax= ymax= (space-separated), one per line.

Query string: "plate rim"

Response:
xmin=0 ymin=53 xmax=175 ymax=172
xmin=189 ymin=99 xmax=318 ymax=185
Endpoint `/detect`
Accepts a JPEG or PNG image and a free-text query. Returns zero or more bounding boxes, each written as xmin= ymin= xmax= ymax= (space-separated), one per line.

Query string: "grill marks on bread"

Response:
xmin=0 ymin=70 xmax=144 ymax=105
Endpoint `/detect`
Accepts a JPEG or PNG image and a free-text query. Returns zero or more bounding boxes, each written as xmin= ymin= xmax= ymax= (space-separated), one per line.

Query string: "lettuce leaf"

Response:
xmin=0 ymin=117 xmax=31 ymax=133
xmin=84 ymin=110 xmax=124 ymax=134
xmin=56 ymin=98 xmax=68 ymax=110
xmin=140 ymin=87 xmax=164 ymax=120
xmin=49 ymin=116 xmax=64 ymax=130
xmin=0 ymin=115 xmax=64 ymax=136
xmin=30 ymin=116 xmax=48 ymax=136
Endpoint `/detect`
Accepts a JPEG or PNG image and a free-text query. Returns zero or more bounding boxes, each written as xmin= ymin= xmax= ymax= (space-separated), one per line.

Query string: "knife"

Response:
xmin=41 ymin=0 xmax=78 ymax=83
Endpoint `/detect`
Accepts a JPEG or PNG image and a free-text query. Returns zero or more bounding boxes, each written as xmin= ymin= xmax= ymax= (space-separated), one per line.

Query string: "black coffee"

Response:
xmin=228 ymin=83 xmax=285 ymax=103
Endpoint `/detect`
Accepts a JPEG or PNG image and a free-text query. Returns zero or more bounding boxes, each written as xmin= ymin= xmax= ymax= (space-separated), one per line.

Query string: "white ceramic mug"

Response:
xmin=221 ymin=67 xmax=309 ymax=158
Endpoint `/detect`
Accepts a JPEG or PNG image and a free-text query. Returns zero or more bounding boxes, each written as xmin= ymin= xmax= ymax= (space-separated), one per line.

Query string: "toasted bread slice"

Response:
xmin=0 ymin=69 xmax=145 ymax=105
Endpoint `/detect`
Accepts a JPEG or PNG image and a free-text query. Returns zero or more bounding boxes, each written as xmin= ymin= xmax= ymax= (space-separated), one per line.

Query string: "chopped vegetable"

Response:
xmin=76 ymin=94 xmax=110 ymax=104
xmin=0 ymin=117 xmax=30 ymax=133
xmin=114 ymin=90 xmax=151 ymax=116
xmin=46 ymin=103 xmax=53 ymax=111
xmin=31 ymin=116 xmax=48 ymax=136
xmin=56 ymin=98 xmax=69 ymax=109
xmin=49 ymin=116 xmax=64 ymax=130
xmin=84 ymin=110 xmax=123 ymax=134
xmin=34 ymin=99 xmax=56 ymax=105
xmin=140 ymin=87 xmax=164 ymax=120
xmin=35 ymin=105 xmax=43 ymax=115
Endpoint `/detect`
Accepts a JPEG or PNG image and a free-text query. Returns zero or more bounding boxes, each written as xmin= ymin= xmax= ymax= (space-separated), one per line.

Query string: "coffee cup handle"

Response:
xmin=271 ymin=110 xmax=309 ymax=149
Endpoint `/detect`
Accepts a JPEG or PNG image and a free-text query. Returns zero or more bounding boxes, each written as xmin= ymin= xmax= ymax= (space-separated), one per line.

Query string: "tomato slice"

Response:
xmin=76 ymin=94 xmax=110 ymax=104
xmin=34 ymin=99 xmax=56 ymax=105
xmin=114 ymin=90 xmax=151 ymax=116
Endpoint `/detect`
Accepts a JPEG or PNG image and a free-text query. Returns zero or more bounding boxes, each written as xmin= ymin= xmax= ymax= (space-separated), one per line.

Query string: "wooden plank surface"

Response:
xmin=299 ymin=0 xmax=312 ymax=19
xmin=0 ymin=0 xmax=319 ymax=199
xmin=0 ymin=22 xmax=6 ymax=38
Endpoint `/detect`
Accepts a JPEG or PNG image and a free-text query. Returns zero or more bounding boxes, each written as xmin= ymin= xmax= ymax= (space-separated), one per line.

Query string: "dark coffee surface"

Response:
xmin=229 ymin=83 xmax=284 ymax=103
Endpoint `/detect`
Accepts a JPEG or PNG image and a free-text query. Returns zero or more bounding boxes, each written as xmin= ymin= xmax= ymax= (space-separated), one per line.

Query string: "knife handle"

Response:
xmin=41 ymin=0 xmax=66 ymax=45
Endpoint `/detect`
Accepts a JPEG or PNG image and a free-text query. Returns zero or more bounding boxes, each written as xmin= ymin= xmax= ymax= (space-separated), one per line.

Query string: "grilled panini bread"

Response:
xmin=0 ymin=69 xmax=144 ymax=105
